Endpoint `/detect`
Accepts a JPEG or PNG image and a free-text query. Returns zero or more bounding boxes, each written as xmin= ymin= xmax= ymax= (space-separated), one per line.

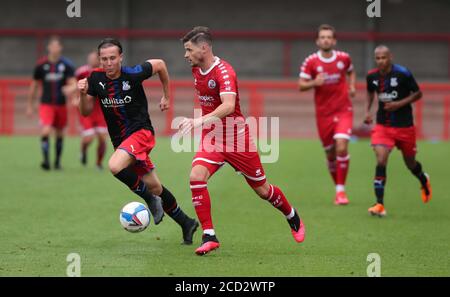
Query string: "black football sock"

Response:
xmin=114 ymin=168 xmax=155 ymax=205
xmin=374 ymin=165 xmax=386 ymax=205
xmin=160 ymin=185 xmax=191 ymax=225
xmin=41 ymin=136 xmax=50 ymax=164
xmin=55 ymin=137 xmax=63 ymax=167
xmin=411 ymin=161 xmax=428 ymax=188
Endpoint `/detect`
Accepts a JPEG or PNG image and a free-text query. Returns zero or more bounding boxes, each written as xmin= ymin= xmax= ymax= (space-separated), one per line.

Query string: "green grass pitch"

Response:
xmin=0 ymin=136 xmax=449 ymax=276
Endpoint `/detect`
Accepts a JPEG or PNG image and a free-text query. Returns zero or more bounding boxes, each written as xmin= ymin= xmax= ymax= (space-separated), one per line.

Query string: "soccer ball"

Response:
xmin=119 ymin=202 xmax=151 ymax=233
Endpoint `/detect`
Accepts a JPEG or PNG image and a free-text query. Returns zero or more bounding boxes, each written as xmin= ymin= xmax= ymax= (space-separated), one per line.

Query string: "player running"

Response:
xmin=365 ymin=45 xmax=432 ymax=217
xmin=298 ymin=24 xmax=356 ymax=205
xmin=78 ymin=38 xmax=199 ymax=244
xmin=73 ymin=50 xmax=108 ymax=170
xmin=27 ymin=36 xmax=77 ymax=170
xmin=179 ymin=27 xmax=305 ymax=255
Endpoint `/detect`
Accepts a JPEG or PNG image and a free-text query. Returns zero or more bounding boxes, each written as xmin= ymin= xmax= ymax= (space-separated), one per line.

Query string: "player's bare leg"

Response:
xmin=189 ymin=165 xmax=220 ymax=255
xmin=325 ymin=146 xmax=337 ymax=185
xmin=54 ymin=128 xmax=64 ymax=170
xmin=369 ymin=145 xmax=390 ymax=217
xmin=40 ymin=125 xmax=52 ymax=170
xmin=142 ymin=170 xmax=199 ymax=244
xmin=403 ymin=155 xmax=432 ymax=203
xmin=80 ymin=134 xmax=95 ymax=166
xmin=253 ymin=181 xmax=305 ymax=243
xmin=334 ymin=138 xmax=350 ymax=205
xmin=95 ymin=131 xmax=108 ymax=170
xmin=108 ymin=149 xmax=164 ymax=224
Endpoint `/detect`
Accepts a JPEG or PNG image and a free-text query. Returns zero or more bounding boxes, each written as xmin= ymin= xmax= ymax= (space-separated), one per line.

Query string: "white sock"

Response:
xmin=204 ymin=229 xmax=215 ymax=236
xmin=336 ymin=185 xmax=345 ymax=193
xmin=285 ymin=208 xmax=295 ymax=219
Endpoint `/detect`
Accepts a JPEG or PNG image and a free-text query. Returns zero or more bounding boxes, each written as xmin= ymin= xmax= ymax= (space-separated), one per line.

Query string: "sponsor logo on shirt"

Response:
xmin=45 ymin=72 xmax=64 ymax=81
xmin=101 ymin=95 xmax=132 ymax=107
xmin=378 ymin=91 xmax=398 ymax=102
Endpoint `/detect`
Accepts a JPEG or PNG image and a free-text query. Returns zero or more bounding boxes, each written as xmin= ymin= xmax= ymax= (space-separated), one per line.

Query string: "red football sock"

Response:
xmin=327 ymin=157 xmax=337 ymax=185
xmin=336 ymin=154 xmax=350 ymax=190
xmin=190 ymin=181 xmax=213 ymax=231
xmin=266 ymin=185 xmax=293 ymax=217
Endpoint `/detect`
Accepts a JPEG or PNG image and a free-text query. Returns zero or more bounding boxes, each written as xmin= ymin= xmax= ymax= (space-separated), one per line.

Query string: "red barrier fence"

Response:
xmin=1 ymin=79 xmax=449 ymax=140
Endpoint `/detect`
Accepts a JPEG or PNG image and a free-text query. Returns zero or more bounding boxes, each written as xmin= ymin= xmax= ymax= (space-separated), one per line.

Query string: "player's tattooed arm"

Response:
xmin=26 ymin=79 xmax=39 ymax=117
xmin=77 ymin=78 xmax=94 ymax=116
xmin=148 ymin=59 xmax=170 ymax=112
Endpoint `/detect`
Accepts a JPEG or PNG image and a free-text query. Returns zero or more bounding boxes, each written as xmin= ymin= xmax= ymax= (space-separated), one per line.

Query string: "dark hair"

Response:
xmin=181 ymin=26 xmax=212 ymax=45
xmin=97 ymin=38 xmax=123 ymax=54
xmin=48 ymin=35 xmax=62 ymax=45
xmin=317 ymin=24 xmax=336 ymax=38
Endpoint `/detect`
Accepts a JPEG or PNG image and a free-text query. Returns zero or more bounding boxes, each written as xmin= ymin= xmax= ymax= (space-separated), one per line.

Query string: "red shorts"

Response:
xmin=192 ymin=149 xmax=266 ymax=188
xmin=117 ymin=129 xmax=156 ymax=178
xmin=371 ymin=124 xmax=417 ymax=157
xmin=78 ymin=108 xmax=108 ymax=137
xmin=39 ymin=104 xmax=67 ymax=129
xmin=316 ymin=110 xmax=353 ymax=150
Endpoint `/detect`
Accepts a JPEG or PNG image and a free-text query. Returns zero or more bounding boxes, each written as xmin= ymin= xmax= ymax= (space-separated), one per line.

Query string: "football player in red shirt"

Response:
xmin=179 ymin=27 xmax=305 ymax=255
xmin=299 ymin=24 xmax=356 ymax=205
xmin=73 ymin=50 xmax=108 ymax=170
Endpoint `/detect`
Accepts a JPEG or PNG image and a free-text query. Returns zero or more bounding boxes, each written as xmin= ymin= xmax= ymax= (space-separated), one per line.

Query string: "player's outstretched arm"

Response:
xmin=26 ymin=79 xmax=39 ymax=117
xmin=148 ymin=59 xmax=170 ymax=111
xmin=77 ymin=78 xmax=94 ymax=116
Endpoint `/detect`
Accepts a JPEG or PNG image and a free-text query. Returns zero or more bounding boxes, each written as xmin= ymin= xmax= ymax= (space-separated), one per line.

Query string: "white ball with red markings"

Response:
xmin=119 ymin=202 xmax=151 ymax=233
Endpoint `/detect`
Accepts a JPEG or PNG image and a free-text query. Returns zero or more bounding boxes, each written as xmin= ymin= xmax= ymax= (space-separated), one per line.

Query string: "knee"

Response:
xmin=189 ymin=169 xmax=208 ymax=183
xmin=108 ymin=159 xmax=123 ymax=175
xmin=335 ymin=145 xmax=348 ymax=157
xmin=148 ymin=182 xmax=163 ymax=196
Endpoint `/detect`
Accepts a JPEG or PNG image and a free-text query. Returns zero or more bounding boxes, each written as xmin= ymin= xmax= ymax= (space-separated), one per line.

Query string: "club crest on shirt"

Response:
xmin=337 ymin=61 xmax=345 ymax=70
xmin=390 ymin=77 xmax=398 ymax=87
xmin=316 ymin=66 xmax=323 ymax=72
xmin=58 ymin=63 xmax=66 ymax=72
xmin=122 ymin=80 xmax=131 ymax=91
xmin=208 ymin=79 xmax=216 ymax=89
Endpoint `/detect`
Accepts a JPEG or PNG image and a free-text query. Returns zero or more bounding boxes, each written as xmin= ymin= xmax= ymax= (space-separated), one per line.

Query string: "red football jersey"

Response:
xmin=192 ymin=57 xmax=253 ymax=151
xmin=76 ymin=64 xmax=103 ymax=116
xmin=299 ymin=50 xmax=353 ymax=116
